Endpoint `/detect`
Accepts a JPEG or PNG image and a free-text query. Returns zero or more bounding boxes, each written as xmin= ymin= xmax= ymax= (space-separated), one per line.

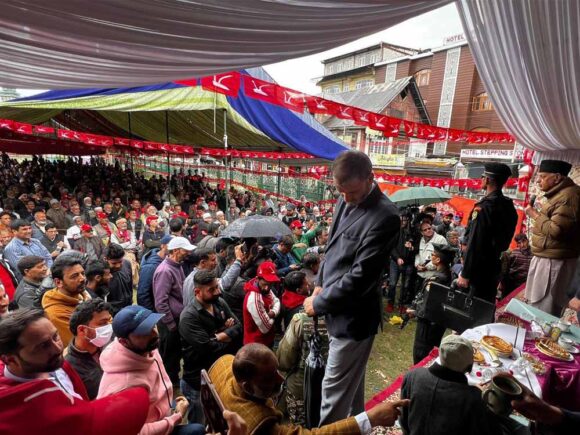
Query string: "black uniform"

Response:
xmin=461 ymin=190 xmax=517 ymax=302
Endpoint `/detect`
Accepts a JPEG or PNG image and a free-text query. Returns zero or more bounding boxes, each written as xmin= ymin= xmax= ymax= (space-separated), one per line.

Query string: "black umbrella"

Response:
xmin=220 ymin=215 xmax=292 ymax=239
xmin=304 ymin=316 xmax=326 ymax=429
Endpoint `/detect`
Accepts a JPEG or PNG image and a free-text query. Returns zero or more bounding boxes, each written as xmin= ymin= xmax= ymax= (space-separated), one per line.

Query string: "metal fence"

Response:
xmin=115 ymin=154 xmax=331 ymax=202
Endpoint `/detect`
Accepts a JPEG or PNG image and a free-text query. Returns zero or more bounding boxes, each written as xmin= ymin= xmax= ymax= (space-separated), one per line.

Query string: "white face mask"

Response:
xmin=89 ymin=324 xmax=113 ymax=348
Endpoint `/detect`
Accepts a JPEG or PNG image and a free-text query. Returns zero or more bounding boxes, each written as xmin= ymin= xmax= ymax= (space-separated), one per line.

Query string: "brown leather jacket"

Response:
xmin=531 ymin=177 xmax=580 ymax=259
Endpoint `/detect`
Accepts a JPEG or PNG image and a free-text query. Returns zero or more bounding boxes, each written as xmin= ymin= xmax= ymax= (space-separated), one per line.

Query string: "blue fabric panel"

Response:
xmin=226 ymin=76 xmax=348 ymax=160
xmin=14 ymin=82 xmax=186 ymax=102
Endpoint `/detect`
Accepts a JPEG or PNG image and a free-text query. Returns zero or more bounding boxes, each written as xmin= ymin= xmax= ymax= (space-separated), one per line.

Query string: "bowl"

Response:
xmin=557 ymin=320 xmax=572 ymax=332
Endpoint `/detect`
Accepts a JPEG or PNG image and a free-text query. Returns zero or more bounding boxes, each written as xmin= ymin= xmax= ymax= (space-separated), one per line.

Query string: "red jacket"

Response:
xmin=0 ymin=259 xmax=17 ymax=300
xmin=242 ymin=278 xmax=280 ymax=346
xmin=0 ymin=361 xmax=148 ymax=435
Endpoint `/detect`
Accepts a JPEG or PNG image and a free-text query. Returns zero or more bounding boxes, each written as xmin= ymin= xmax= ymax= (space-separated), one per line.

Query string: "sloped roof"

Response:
xmin=323 ymin=77 xmax=412 ymax=129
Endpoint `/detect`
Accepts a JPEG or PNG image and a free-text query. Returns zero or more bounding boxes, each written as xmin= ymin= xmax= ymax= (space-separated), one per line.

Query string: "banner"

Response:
xmin=370 ymin=153 xmax=405 ymax=168
xmin=460 ymin=149 xmax=514 ymax=160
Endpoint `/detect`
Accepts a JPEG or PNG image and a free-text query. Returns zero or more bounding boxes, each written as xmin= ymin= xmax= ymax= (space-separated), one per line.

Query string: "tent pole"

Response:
xmin=223 ymin=109 xmax=229 ymax=195
xmin=165 ymin=111 xmax=170 ymax=181
xmin=127 ymin=112 xmax=134 ymax=173
xmin=277 ymin=159 xmax=281 ymax=196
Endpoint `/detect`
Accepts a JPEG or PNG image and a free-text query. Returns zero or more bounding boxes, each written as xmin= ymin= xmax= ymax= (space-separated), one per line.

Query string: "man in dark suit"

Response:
xmin=304 ymin=150 xmax=400 ymax=425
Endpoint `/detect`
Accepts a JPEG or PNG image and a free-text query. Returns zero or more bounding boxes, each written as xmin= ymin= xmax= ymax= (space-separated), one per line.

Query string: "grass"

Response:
xmin=364 ymin=314 xmax=417 ymax=401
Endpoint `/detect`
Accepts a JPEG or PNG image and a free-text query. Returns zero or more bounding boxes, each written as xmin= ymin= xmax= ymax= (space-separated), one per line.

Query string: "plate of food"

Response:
xmin=536 ymin=338 xmax=574 ymax=362
xmin=558 ymin=337 xmax=580 ymax=355
xmin=481 ymin=335 xmax=513 ymax=358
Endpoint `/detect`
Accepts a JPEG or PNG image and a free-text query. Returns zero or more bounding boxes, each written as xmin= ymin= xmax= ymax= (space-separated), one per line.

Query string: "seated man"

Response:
xmin=499 ymin=234 xmax=532 ymax=296
xmin=65 ymin=298 xmax=113 ymax=399
xmin=272 ymin=235 xmax=299 ymax=277
xmin=42 ymin=255 xmax=91 ymax=347
xmin=210 ymin=343 xmax=408 ymax=435
xmin=13 ymin=255 xmax=49 ymax=309
xmin=0 ymin=308 xmax=148 ymax=435
xmin=180 ymin=270 xmax=242 ymax=424
xmin=400 ymin=335 xmax=500 ymax=435
xmin=98 ymin=305 xmax=204 ymax=435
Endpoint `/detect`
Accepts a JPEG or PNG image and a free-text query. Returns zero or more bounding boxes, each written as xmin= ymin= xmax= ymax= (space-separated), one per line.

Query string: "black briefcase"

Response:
xmin=421 ymin=280 xmax=495 ymax=333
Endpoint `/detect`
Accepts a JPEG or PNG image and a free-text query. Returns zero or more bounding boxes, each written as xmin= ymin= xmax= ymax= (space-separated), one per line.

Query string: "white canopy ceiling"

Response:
xmin=0 ymin=0 xmax=449 ymax=89
xmin=0 ymin=0 xmax=578 ymax=160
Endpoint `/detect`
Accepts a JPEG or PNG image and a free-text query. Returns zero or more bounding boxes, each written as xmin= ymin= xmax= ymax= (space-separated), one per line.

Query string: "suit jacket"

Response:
xmin=314 ymin=184 xmax=400 ymax=340
xmin=73 ymin=237 xmax=105 ymax=261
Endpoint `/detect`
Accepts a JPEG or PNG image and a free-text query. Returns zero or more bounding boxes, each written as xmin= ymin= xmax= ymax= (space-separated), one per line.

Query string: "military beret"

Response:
xmin=483 ymin=162 xmax=512 ymax=179
xmin=538 ymin=160 xmax=571 ymax=176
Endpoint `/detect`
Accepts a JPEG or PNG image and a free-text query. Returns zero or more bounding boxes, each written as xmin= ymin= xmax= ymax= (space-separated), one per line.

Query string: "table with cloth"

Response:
xmin=366 ymin=289 xmax=579 ymax=435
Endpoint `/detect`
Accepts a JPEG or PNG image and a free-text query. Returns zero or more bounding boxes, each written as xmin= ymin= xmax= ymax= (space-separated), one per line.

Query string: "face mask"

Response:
xmin=89 ymin=324 xmax=113 ymax=348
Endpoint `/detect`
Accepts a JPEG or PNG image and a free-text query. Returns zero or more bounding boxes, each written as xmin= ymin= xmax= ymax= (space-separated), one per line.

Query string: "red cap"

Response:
xmin=80 ymin=224 xmax=92 ymax=233
xmin=146 ymin=215 xmax=159 ymax=225
xmin=257 ymin=261 xmax=280 ymax=283
xmin=96 ymin=212 xmax=108 ymax=219
xmin=290 ymin=220 xmax=302 ymax=230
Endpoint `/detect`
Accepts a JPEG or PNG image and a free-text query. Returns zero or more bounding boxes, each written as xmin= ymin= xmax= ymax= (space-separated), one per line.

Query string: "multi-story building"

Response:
xmin=317 ymin=36 xmax=519 ymax=177
xmin=0 ymin=88 xmax=19 ymax=102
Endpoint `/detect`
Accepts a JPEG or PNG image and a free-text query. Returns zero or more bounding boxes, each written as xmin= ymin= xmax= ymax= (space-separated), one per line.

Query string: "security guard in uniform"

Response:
xmin=457 ymin=163 xmax=518 ymax=302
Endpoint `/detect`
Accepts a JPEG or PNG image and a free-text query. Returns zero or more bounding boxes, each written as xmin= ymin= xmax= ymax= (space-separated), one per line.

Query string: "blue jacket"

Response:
xmin=272 ymin=245 xmax=296 ymax=277
xmin=137 ymin=249 xmax=163 ymax=311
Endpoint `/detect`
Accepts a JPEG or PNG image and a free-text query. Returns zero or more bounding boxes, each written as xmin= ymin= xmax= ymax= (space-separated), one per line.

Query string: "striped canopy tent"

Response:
xmin=0 ymin=67 xmax=348 ymax=162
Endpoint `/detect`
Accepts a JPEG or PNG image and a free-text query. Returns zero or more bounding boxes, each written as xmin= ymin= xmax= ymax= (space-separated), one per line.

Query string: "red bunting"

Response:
xmin=275 ymin=86 xmax=305 ymax=113
xmin=352 ymin=108 xmax=371 ymax=126
xmin=33 ymin=125 xmax=55 ymax=134
xmin=173 ymin=77 xmax=198 ymax=87
xmin=403 ymin=121 xmax=416 ymax=137
xmin=335 ymin=104 xmax=354 ymax=120
xmin=200 ymin=72 xmax=241 ymax=97
xmin=0 ymin=119 xmax=14 ymax=130
xmin=306 ymin=96 xmax=336 ymax=114
xmin=114 ymin=137 xmax=131 ymax=146
xmin=13 ymin=122 xmax=33 ymax=135
xmin=243 ymin=75 xmax=278 ymax=104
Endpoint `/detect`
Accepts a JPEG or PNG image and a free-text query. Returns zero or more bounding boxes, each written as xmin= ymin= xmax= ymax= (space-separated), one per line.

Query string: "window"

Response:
xmin=414 ymin=69 xmax=431 ymax=87
xmin=355 ymin=79 xmax=373 ymax=90
xmin=323 ymin=85 xmax=340 ymax=95
xmin=472 ymin=92 xmax=494 ymax=111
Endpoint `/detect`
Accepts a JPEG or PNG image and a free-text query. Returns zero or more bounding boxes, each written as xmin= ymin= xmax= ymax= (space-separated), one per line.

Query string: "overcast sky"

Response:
xmin=264 ymin=3 xmax=463 ymax=95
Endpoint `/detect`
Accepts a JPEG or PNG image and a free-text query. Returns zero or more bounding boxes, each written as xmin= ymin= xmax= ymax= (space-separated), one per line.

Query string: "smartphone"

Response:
xmin=200 ymin=369 xmax=229 ymax=434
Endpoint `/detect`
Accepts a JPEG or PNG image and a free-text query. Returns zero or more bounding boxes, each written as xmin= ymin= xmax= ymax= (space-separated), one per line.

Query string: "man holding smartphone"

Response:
xmin=180 ymin=270 xmax=242 ymax=424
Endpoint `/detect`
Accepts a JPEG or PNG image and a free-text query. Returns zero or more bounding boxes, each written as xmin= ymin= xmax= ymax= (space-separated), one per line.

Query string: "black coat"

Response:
xmin=179 ymin=297 xmax=241 ymax=389
xmin=108 ymin=259 xmax=133 ymax=314
xmin=64 ymin=342 xmax=103 ymax=400
xmin=314 ymin=184 xmax=400 ymax=340
xmin=400 ymin=363 xmax=500 ymax=435
xmin=462 ymin=190 xmax=517 ymax=301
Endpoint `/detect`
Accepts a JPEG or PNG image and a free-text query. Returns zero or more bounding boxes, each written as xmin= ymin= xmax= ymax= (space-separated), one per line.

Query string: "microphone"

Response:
xmin=529 ymin=195 xmax=536 ymax=207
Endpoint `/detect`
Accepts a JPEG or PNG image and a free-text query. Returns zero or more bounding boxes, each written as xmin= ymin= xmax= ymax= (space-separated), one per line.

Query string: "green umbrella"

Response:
xmin=388 ymin=186 xmax=451 ymax=207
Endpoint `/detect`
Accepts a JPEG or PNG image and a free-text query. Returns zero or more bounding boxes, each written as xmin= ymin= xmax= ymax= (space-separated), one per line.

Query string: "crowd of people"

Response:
xmin=0 ymin=151 xmax=578 ymax=435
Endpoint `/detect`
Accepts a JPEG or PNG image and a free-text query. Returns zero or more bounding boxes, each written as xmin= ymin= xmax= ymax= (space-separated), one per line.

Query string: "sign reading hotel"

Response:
xmin=460 ymin=149 xmax=514 ymax=160
xmin=370 ymin=153 xmax=405 ymax=168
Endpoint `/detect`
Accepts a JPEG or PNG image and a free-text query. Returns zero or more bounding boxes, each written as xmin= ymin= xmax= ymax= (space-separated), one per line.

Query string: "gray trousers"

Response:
xmin=319 ymin=335 xmax=375 ymax=425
